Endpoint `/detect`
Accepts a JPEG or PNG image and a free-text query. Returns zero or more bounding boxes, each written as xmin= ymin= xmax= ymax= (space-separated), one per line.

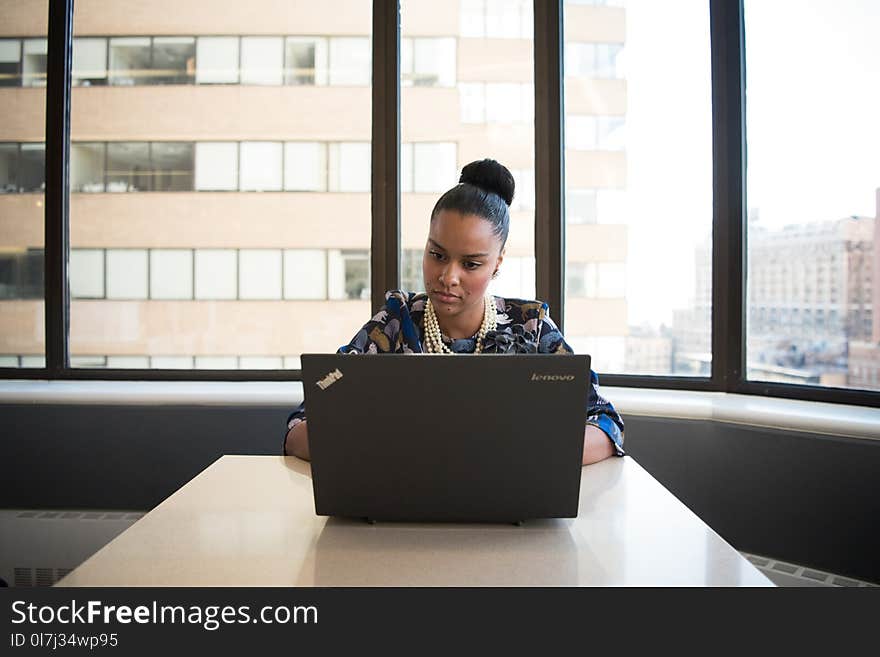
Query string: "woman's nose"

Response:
xmin=439 ymin=264 xmax=460 ymax=286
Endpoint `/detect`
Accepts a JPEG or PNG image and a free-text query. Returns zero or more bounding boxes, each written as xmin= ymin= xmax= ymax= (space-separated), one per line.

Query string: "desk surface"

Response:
xmin=57 ymin=455 xmax=772 ymax=586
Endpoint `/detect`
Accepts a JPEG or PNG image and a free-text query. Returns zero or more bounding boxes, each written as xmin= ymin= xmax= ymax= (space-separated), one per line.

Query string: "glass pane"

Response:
xmin=68 ymin=1 xmax=373 ymax=369
xmin=196 ymin=37 xmax=239 ymax=84
xmin=745 ymin=0 xmax=880 ymax=391
xmin=402 ymin=0 xmax=536 ymax=301
xmin=564 ymin=0 xmax=713 ymax=375
xmin=73 ymin=38 xmax=108 ymax=86
xmin=0 ymin=5 xmax=46 ymax=368
xmin=109 ymin=37 xmax=151 ymax=86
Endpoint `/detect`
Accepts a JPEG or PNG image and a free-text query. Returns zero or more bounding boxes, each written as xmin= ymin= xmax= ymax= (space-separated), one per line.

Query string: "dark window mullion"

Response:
xmin=709 ymin=0 xmax=746 ymax=392
xmin=44 ymin=0 xmax=74 ymax=375
xmin=533 ymin=0 xmax=565 ymax=331
xmin=370 ymin=0 xmax=400 ymax=312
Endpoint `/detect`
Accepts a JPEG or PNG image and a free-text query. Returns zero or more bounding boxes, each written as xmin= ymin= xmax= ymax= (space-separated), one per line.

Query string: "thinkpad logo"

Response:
xmin=316 ymin=368 xmax=343 ymax=390
xmin=530 ymin=373 xmax=575 ymax=382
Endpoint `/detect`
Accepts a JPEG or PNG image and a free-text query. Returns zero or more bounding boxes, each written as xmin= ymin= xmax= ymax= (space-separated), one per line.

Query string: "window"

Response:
xmin=109 ymin=37 xmax=151 ymax=85
xmin=106 ymin=249 xmax=148 ymax=299
xmin=238 ymin=250 xmax=282 ymax=300
xmin=195 ymin=142 xmax=238 ymax=191
xmin=149 ymin=250 xmax=193 ymax=299
xmin=70 ymin=143 xmax=105 ymax=192
xmin=745 ymin=0 xmax=880 ymax=391
xmin=196 ymin=37 xmax=239 ymax=84
xmin=328 ymin=250 xmax=370 ymax=300
xmin=19 ymin=144 xmax=44 ymax=193
xmin=239 ymin=142 xmax=283 ymax=192
xmin=284 ymin=142 xmax=327 ymax=191
xmin=194 ymin=250 xmax=237 ymax=300
xmin=285 ymin=37 xmax=328 ymax=85
xmin=404 ymin=143 xmax=457 ymax=194
xmin=0 ymin=249 xmax=43 ymax=299
xmin=328 ymin=37 xmax=370 ymax=85
xmin=151 ymin=142 xmax=194 ymax=192
xmin=0 ymin=143 xmax=18 ymax=193
xmin=106 ymin=142 xmax=151 ymax=192
xmin=402 ymin=38 xmax=456 ymax=87
xmin=0 ymin=39 xmax=21 ymax=87
xmin=564 ymin=0 xmax=712 ymax=375
xmin=22 ymin=39 xmax=48 ymax=87
xmin=151 ymin=37 xmax=194 ymax=85
xmin=73 ymin=38 xmax=108 ymax=86
xmin=284 ymin=250 xmax=327 ymax=299
xmin=240 ymin=37 xmax=283 ymax=85
xmin=328 ymin=142 xmax=370 ymax=192
xmin=69 ymin=249 xmax=105 ymax=299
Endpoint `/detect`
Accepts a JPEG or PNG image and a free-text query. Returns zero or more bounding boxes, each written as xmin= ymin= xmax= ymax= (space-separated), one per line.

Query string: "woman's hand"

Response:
xmin=582 ymin=424 xmax=615 ymax=465
xmin=285 ymin=421 xmax=310 ymax=461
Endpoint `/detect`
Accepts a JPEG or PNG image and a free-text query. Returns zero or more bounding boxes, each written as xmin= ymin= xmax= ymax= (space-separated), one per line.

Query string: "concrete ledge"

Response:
xmin=1 ymin=379 xmax=878 ymax=441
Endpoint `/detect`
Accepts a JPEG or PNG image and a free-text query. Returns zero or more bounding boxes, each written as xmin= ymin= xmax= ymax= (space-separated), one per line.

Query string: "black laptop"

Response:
xmin=300 ymin=353 xmax=591 ymax=523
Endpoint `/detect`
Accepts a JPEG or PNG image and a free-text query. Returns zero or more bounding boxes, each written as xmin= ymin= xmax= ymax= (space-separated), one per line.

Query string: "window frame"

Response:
xmin=7 ymin=0 xmax=879 ymax=407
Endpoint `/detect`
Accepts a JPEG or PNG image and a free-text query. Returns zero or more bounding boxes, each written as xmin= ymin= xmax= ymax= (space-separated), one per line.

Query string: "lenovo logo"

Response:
xmin=316 ymin=368 xmax=343 ymax=390
xmin=530 ymin=373 xmax=575 ymax=382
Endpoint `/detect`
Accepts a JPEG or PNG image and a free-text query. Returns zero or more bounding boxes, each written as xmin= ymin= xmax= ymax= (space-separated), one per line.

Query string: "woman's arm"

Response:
xmin=285 ymin=421 xmax=310 ymax=460
xmin=583 ymin=424 xmax=616 ymax=465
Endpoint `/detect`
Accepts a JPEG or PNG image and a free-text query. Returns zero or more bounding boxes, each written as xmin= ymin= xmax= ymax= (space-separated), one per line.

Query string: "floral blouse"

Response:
xmin=285 ymin=290 xmax=625 ymax=456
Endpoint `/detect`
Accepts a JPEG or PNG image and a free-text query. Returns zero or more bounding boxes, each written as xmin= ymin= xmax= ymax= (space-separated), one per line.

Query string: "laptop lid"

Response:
xmin=301 ymin=353 xmax=591 ymax=522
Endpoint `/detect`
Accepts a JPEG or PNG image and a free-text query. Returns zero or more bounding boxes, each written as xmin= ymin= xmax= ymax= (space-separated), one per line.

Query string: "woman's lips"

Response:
xmin=433 ymin=291 xmax=460 ymax=303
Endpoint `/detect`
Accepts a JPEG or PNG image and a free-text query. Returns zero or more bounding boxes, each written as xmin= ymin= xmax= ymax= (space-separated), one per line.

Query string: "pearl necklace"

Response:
xmin=423 ymin=294 xmax=497 ymax=354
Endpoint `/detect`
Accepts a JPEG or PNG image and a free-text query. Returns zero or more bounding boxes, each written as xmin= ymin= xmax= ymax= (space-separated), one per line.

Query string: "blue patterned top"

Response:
xmin=285 ymin=290 xmax=625 ymax=456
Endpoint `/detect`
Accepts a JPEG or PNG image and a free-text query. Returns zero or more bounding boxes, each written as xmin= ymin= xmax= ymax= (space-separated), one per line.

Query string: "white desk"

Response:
xmin=57 ymin=455 xmax=773 ymax=586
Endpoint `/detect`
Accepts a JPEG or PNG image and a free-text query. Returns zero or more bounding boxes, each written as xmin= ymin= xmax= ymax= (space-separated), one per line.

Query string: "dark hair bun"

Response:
xmin=459 ymin=159 xmax=515 ymax=207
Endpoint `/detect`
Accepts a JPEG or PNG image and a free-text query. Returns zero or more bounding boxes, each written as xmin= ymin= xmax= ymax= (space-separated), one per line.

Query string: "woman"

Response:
xmin=285 ymin=159 xmax=625 ymax=464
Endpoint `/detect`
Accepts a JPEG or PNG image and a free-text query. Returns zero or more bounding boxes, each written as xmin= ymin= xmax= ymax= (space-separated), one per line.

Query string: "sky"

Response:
xmin=614 ymin=0 xmax=880 ymax=327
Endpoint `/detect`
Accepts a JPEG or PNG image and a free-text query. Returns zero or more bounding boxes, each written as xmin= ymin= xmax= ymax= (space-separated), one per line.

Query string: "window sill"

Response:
xmin=1 ymin=380 xmax=878 ymax=442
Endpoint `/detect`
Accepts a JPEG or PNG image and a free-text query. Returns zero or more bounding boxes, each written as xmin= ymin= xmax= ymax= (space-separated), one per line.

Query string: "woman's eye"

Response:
xmin=464 ymin=261 xmax=481 ymax=270
xmin=430 ymin=251 xmax=445 ymax=260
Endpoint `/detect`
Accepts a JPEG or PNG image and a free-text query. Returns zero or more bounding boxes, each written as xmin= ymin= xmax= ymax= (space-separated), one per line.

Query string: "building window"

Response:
xmin=240 ymin=37 xmax=284 ymax=85
xmin=566 ymin=42 xmax=624 ymax=79
xmin=239 ymin=142 xmax=283 ymax=192
xmin=403 ymin=142 xmax=457 ymax=193
xmin=22 ymin=38 xmax=48 ymax=87
xmin=0 ymin=39 xmax=21 ymax=87
xmin=284 ymin=250 xmax=327 ymax=299
xmin=69 ymin=249 xmax=105 ymax=299
xmin=18 ymin=144 xmax=45 ymax=193
xmin=402 ymin=38 xmax=456 ymax=87
xmin=149 ymin=250 xmax=193 ymax=300
xmin=196 ymin=37 xmax=239 ymax=84
xmin=108 ymin=37 xmax=152 ymax=85
xmin=151 ymin=37 xmax=195 ymax=85
xmin=70 ymin=142 xmax=106 ymax=192
xmin=238 ymin=249 xmax=283 ymax=300
xmin=151 ymin=142 xmax=194 ymax=192
xmin=106 ymin=249 xmax=148 ymax=299
xmin=106 ymin=142 xmax=151 ymax=192
xmin=328 ymin=37 xmax=370 ymax=86
xmin=0 ymin=248 xmax=43 ymax=299
xmin=194 ymin=249 xmax=238 ymax=300
xmin=195 ymin=142 xmax=238 ymax=191
xmin=285 ymin=37 xmax=328 ymax=85
xmin=328 ymin=250 xmax=370 ymax=300
xmin=0 ymin=143 xmax=18 ymax=193
xmin=73 ymin=38 xmax=108 ymax=86
xmin=328 ymin=142 xmax=370 ymax=192
xmin=284 ymin=142 xmax=327 ymax=191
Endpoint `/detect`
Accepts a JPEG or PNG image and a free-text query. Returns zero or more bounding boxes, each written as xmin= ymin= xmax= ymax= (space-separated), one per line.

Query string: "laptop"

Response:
xmin=301 ymin=353 xmax=591 ymax=523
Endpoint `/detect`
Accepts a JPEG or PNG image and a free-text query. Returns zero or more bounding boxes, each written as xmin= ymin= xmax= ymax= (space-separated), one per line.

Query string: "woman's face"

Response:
xmin=423 ymin=209 xmax=504 ymax=321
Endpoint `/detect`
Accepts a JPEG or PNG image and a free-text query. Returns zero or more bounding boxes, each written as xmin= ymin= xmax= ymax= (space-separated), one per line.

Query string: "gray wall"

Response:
xmin=1 ymin=404 xmax=878 ymax=583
